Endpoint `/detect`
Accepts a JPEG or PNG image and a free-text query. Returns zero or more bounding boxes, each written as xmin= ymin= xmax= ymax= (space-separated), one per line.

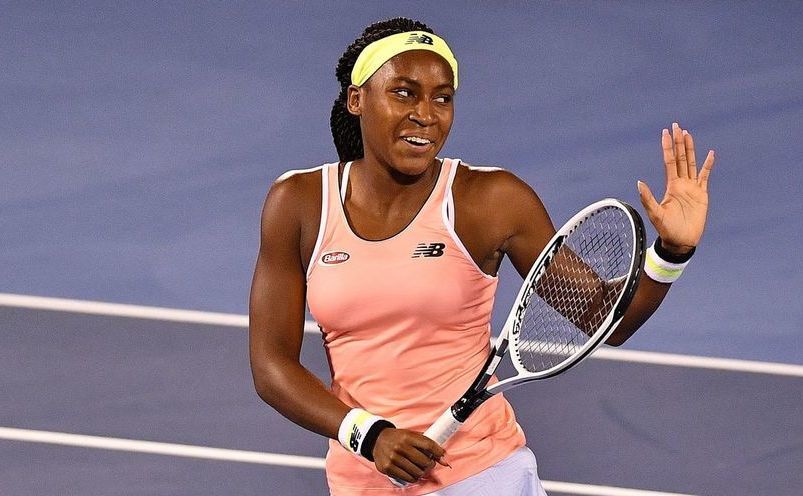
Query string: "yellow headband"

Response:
xmin=350 ymin=31 xmax=459 ymax=89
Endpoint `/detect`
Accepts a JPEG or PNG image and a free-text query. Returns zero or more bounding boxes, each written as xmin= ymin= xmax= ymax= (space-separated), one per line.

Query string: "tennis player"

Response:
xmin=249 ymin=17 xmax=715 ymax=495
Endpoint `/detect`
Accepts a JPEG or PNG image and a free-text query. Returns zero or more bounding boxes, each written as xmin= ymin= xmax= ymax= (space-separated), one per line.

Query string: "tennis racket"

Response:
xmin=393 ymin=198 xmax=645 ymax=486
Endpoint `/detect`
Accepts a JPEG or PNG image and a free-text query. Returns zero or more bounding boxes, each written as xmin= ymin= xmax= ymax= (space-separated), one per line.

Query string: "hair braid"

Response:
xmin=330 ymin=18 xmax=434 ymax=162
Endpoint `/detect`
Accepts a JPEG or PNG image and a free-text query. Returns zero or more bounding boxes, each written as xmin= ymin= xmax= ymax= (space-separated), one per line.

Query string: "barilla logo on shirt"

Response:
xmin=321 ymin=251 xmax=350 ymax=265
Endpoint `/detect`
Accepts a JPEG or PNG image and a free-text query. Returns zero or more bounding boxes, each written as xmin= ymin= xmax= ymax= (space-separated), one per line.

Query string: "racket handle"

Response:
xmin=388 ymin=408 xmax=463 ymax=488
xmin=422 ymin=407 xmax=463 ymax=445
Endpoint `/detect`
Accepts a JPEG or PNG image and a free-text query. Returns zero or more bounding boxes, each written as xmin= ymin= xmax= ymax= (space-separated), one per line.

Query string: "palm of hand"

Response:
xmin=637 ymin=123 xmax=715 ymax=253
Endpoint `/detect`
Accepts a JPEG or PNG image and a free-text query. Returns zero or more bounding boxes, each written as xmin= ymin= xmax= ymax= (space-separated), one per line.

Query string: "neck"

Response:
xmin=353 ymin=151 xmax=440 ymax=194
xmin=347 ymin=154 xmax=441 ymax=211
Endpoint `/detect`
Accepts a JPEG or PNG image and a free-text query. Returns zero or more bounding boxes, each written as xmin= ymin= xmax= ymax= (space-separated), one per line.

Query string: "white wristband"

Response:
xmin=337 ymin=408 xmax=392 ymax=460
xmin=644 ymin=241 xmax=691 ymax=283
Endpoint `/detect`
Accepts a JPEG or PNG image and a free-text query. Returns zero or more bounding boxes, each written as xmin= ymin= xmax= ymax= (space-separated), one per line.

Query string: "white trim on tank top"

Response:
xmin=442 ymin=160 xmax=498 ymax=280
xmin=305 ymin=163 xmax=331 ymax=280
xmin=340 ymin=161 xmax=352 ymax=203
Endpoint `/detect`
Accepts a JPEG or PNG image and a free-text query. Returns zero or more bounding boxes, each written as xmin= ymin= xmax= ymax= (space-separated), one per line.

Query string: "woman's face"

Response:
xmin=348 ymin=50 xmax=455 ymax=176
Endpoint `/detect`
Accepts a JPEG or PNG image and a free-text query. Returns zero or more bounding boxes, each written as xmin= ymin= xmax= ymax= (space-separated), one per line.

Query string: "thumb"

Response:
xmin=637 ymin=180 xmax=660 ymax=220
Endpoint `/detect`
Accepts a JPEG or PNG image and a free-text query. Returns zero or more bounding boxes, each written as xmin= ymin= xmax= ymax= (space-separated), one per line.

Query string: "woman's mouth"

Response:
xmin=401 ymin=136 xmax=435 ymax=151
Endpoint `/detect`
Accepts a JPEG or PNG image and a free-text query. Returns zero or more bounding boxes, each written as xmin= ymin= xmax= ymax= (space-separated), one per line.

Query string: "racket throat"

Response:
xmin=451 ymin=390 xmax=494 ymax=423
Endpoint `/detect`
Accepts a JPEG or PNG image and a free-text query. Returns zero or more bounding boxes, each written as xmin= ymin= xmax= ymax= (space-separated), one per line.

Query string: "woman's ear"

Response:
xmin=346 ymin=85 xmax=362 ymax=116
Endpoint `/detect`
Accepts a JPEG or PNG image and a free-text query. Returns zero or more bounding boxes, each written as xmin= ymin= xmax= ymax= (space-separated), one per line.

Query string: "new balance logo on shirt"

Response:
xmin=412 ymin=242 xmax=446 ymax=258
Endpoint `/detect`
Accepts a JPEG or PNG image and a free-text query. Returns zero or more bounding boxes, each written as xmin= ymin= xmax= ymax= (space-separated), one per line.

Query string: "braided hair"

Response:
xmin=330 ymin=18 xmax=434 ymax=162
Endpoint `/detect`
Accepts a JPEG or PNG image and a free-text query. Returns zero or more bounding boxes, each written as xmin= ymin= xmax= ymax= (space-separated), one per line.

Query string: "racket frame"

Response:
xmin=443 ymin=198 xmax=645 ymax=423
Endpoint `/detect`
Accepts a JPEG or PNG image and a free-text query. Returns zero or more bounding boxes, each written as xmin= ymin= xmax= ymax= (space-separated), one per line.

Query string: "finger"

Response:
xmin=637 ymin=180 xmax=661 ymax=221
xmin=661 ymin=128 xmax=678 ymax=180
xmin=405 ymin=446 xmax=437 ymax=471
xmin=410 ymin=434 xmax=446 ymax=459
xmin=385 ymin=463 xmax=419 ymax=484
xmin=434 ymin=455 xmax=451 ymax=468
xmin=684 ymin=130 xmax=697 ymax=180
xmin=673 ymin=122 xmax=688 ymax=178
xmin=393 ymin=455 xmax=427 ymax=482
xmin=698 ymin=150 xmax=715 ymax=191
xmin=409 ymin=435 xmax=450 ymax=468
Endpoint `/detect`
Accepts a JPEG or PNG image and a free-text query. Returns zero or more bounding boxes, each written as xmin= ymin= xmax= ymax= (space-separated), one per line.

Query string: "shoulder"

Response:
xmin=452 ymin=160 xmax=553 ymax=240
xmin=260 ymin=163 xmax=329 ymax=240
xmin=270 ymin=164 xmax=325 ymax=200
xmin=264 ymin=164 xmax=327 ymax=213
xmin=452 ymin=161 xmax=542 ymax=206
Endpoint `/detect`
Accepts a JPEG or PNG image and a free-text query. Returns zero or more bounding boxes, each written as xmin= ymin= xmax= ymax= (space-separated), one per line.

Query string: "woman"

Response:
xmin=249 ymin=17 xmax=715 ymax=495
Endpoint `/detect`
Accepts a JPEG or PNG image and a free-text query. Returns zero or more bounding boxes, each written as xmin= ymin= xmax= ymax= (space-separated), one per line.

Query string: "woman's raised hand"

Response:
xmin=637 ymin=122 xmax=716 ymax=254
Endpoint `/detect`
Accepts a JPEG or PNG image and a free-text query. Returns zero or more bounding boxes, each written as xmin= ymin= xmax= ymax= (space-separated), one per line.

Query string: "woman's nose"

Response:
xmin=409 ymin=100 xmax=436 ymax=126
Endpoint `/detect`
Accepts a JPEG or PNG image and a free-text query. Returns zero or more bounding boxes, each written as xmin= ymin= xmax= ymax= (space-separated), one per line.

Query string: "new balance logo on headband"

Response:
xmin=405 ymin=33 xmax=434 ymax=46
xmin=412 ymin=242 xmax=446 ymax=258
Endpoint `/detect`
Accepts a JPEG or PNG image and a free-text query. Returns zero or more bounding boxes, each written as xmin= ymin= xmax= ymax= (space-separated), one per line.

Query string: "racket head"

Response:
xmin=492 ymin=199 xmax=645 ymax=391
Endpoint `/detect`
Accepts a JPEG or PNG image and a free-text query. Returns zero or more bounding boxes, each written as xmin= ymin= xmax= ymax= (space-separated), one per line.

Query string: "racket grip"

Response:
xmin=388 ymin=408 xmax=463 ymax=488
xmin=422 ymin=407 xmax=463 ymax=445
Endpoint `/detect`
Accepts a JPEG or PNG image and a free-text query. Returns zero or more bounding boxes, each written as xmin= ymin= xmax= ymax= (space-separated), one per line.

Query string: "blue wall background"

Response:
xmin=2 ymin=1 xmax=801 ymax=363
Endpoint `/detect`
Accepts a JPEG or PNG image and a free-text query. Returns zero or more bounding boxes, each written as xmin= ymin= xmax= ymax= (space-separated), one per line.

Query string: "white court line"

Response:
xmin=0 ymin=292 xmax=249 ymax=328
xmin=0 ymin=292 xmax=318 ymax=333
xmin=591 ymin=347 xmax=803 ymax=377
xmin=1 ymin=292 xmax=802 ymax=378
xmin=543 ymin=481 xmax=695 ymax=496
xmin=0 ymin=427 xmax=324 ymax=469
xmin=0 ymin=427 xmax=695 ymax=496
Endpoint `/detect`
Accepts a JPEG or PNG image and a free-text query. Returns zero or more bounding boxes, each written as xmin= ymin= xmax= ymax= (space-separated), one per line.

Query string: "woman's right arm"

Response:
xmin=248 ymin=174 xmax=349 ymax=438
xmin=249 ymin=172 xmax=446 ymax=483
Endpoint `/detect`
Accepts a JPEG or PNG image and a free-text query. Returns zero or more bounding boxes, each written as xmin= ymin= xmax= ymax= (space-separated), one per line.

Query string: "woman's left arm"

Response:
xmin=606 ymin=122 xmax=716 ymax=345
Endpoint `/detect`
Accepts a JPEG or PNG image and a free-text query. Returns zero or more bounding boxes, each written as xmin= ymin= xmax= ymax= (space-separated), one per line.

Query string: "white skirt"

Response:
xmin=426 ymin=447 xmax=547 ymax=496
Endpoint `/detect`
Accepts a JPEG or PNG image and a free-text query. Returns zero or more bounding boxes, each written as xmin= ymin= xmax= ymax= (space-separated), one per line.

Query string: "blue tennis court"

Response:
xmin=3 ymin=299 xmax=802 ymax=495
xmin=2 ymin=2 xmax=801 ymax=495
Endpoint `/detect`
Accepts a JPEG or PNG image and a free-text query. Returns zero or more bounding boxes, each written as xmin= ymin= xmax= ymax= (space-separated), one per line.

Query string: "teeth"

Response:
xmin=403 ymin=136 xmax=432 ymax=145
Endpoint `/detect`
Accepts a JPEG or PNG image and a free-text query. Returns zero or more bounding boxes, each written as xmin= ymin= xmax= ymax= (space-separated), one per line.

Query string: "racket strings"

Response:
xmin=516 ymin=207 xmax=634 ymax=373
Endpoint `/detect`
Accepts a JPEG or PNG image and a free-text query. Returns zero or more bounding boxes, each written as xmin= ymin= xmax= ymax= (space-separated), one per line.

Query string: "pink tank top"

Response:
xmin=306 ymin=158 xmax=525 ymax=495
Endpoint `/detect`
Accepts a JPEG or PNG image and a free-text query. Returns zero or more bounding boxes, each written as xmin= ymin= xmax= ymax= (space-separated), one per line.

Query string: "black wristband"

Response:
xmin=359 ymin=419 xmax=395 ymax=461
xmin=655 ymin=237 xmax=696 ymax=264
